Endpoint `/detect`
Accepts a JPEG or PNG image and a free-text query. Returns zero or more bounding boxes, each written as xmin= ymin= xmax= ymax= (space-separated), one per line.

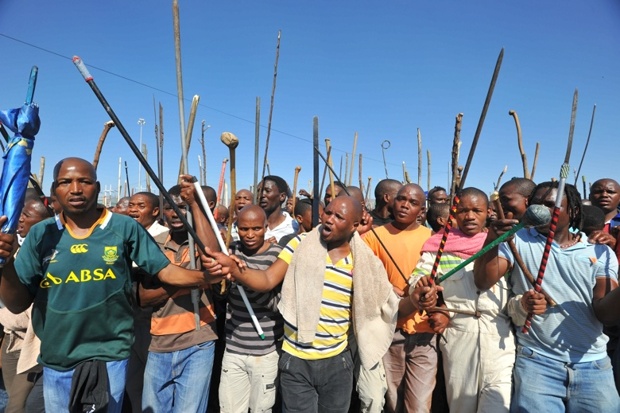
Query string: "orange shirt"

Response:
xmin=364 ymin=224 xmax=433 ymax=334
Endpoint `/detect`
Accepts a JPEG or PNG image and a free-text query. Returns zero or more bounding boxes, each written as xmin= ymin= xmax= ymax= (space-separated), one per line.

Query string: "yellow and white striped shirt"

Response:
xmin=279 ymin=235 xmax=353 ymax=360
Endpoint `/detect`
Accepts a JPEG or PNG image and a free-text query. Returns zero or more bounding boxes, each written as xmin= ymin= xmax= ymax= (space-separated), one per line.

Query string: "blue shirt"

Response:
xmin=499 ymin=228 xmax=618 ymax=363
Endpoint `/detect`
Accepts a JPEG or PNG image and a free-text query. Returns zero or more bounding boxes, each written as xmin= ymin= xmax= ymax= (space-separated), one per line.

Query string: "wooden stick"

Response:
xmin=509 ymin=109 xmax=529 ymax=179
xmin=92 ymin=120 xmax=115 ymax=170
xmin=417 ymin=128 xmax=422 ymax=186
xmin=530 ymin=142 xmax=540 ymax=181
xmin=260 ymin=30 xmax=281 ymax=184
xmin=39 ymin=156 xmax=45 ymax=188
xmin=494 ymin=165 xmax=508 ymax=191
xmin=216 ymin=158 xmax=229 ymax=207
xmin=254 ymin=97 xmax=261 ymax=202
xmin=365 ymin=177 xmax=372 ymax=206
xmin=158 ymin=102 xmax=165 ymax=219
xmin=358 ymin=154 xmax=363 ymax=199
xmin=292 ymin=166 xmax=301 ymax=213
xmin=221 ymin=132 xmax=239 ymax=247
xmin=427 ymin=150 xmax=431 ymax=191
xmin=450 ymin=113 xmax=463 ymax=200
xmin=319 ymin=141 xmax=332 ymax=198
xmin=344 ymin=153 xmax=349 ymax=187
xmin=349 ymin=132 xmax=358 ymax=186
xmin=427 ymin=306 xmax=481 ymax=318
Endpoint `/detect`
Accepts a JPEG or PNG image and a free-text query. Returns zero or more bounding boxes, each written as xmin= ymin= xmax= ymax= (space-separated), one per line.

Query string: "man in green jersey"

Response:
xmin=0 ymin=157 xmax=219 ymax=413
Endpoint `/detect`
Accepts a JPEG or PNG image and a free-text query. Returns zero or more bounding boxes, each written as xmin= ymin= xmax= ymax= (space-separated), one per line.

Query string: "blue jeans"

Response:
xmin=278 ymin=348 xmax=354 ymax=413
xmin=511 ymin=345 xmax=620 ymax=413
xmin=142 ymin=340 xmax=215 ymax=413
xmin=43 ymin=359 xmax=127 ymax=413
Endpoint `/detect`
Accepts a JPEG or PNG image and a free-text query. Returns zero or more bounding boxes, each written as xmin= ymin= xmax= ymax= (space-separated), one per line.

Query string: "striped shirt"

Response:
xmin=278 ymin=235 xmax=353 ymax=360
xmin=225 ymin=242 xmax=283 ymax=355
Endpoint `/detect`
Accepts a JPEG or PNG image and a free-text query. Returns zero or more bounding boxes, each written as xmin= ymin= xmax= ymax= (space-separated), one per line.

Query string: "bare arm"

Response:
xmin=156 ymin=262 xmax=221 ymax=288
xmin=593 ymin=276 xmax=620 ymax=326
xmin=138 ymin=281 xmax=181 ymax=307
xmin=202 ymin=248 xmax=288 ymax=292
xmin=0 ymin=228 xmax=34 ymax=314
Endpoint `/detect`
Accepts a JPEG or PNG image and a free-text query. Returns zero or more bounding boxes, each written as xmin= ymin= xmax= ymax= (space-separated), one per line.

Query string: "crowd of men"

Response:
xmin=0 ymin=156 xmax=620 ymax=413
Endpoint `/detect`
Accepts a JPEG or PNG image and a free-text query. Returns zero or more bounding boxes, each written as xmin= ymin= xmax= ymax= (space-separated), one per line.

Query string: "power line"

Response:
xmin=0 ymin=32 xmax=404 ymax=169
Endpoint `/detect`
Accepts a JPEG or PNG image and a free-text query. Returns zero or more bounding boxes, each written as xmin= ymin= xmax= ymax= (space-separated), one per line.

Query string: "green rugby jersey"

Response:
xmin=15 ymin=209 xmax=170 ymax=371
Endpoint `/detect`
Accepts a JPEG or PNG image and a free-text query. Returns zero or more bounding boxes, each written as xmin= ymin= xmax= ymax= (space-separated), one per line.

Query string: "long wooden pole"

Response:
xmin=260 ymin=30 xmax=281 ymax=184
xmin=253 ymin=97 xmax=260 ymax=200
xmin=348 ymin=132 xmax=358 ymax=186
xmin=312 ymin=117 xmax=320 ymax=227
xmin=172 ymin=0 xmax=200 ymax=331
xmin=427 ymin=150 xmax=431 ymax=191
xmin=417 ymin=128 xmax=422 ymax=185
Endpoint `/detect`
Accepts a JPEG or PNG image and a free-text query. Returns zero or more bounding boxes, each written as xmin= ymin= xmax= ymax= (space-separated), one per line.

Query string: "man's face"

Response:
xmin=320 ymin=198 xmax=357 ymax=245
xmin=393 ymin=185 xmax=425 ymax=226
xmin=589 ymin=179 xmax=620 ymax=214
xmin=53 ymin=159 xmax=99 ymax=215
xmin=455 ymin=194 xmax=488 ymax=236
xmin=258 ymin=180 xmax=285 ymax=215
xmin=17 ymin=200 xmax=48 ymax=237
xmin=162 ymin=195 xmax=187 ymax=232
xmin=128 ymin=194 xmax=158 ymax=228
xmin=531 ymin=187 xmax=569 ymax=234
xmin=324 ymin=185 xmax=343 ymax=206
xmin=235 ymin=189 xmax=254 ymax=212
xmin=429 ymin=190 xmax=448 ymax=204
xmin=499 ymin=184 xmax=528 ymax=219
xmin=237 ymin=210 xmax=267 ymax=253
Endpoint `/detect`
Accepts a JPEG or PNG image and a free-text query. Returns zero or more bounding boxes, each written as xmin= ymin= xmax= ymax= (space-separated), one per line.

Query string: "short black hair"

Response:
xmin=294 ymin=197 xmax=313 ymax=216
xmin=500 ymin=178 xmax=536 ymax=198
xmin=428 ymin=186 xmax=447 ymax=198
xmin=457 ymin=187 xmax=489 ymax=208
xmin=374 ymin=179 xmax=401 ymax=199
xmin=581 ymin=204 xmax=605 ymax=236
xmin=426 ymin=203 xmax=450 ymax=232
xmin=262 ymin=175 xmax=290 ymax=197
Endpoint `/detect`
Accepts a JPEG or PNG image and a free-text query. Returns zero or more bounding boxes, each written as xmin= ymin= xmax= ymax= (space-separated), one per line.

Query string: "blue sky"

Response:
xmin=1 ymin=1 xmax=619 ymax=204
